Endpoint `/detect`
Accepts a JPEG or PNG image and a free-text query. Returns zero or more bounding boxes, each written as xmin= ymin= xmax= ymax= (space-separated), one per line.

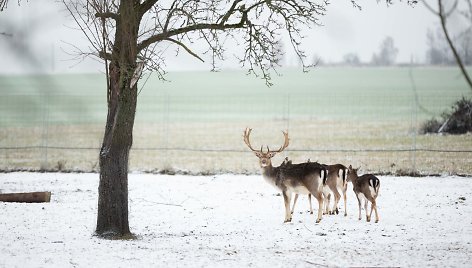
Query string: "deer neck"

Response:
xmin=261 ymin=164 xmax=278 ymax=185
xmin=350 ymin=174 xmax=359 ymax=184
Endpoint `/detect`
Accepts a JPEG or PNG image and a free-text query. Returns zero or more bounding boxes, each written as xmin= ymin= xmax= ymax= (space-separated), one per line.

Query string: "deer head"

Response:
xmin=347 ymin=165 xmax=361 ymax=182
xmin=243 ymin=127 xmax=289 ymax=168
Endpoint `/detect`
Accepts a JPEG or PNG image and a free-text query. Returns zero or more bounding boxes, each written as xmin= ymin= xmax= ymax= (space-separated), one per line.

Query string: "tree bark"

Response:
xmin=95 ymin=0 xmax=140 ymax=238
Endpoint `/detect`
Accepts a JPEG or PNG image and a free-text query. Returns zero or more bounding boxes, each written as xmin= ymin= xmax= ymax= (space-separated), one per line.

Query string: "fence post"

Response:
xmin=408 ymin=64 xmax=417 ymax=173
xmin=40 ymin=93 xmax=49 ymax=170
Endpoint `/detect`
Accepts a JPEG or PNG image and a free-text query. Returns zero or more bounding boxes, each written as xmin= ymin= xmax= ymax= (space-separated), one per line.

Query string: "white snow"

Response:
xmin=1 ymin=172 xmax=471 ymax=267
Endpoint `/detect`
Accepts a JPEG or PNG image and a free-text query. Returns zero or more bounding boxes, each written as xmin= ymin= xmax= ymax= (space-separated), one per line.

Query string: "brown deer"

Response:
xmin=322 ymin=164 xmax=349 ymax=216
xmin=291 ymin=163 xmax=348 ymax=217
xmin=243 ymin=128 xmax=327 ymax=223
xmin=347 ymin=165 xmax=380 ymax=223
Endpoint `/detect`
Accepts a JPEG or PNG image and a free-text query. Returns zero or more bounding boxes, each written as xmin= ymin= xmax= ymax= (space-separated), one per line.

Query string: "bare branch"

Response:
xmin=139 ymin=0 xmax=159 ymax=16
xmin=0 ymin=0 xmax=7 ymax=11
xmin=422 ymin=0 xmax=458 ymax=17
xmin=138 ymin=19 xmax=248 ymax=52
xmin=164 ymin=37 xmax=204 ymax=62
xmin=218 ymin=0 xmax=243 ymax=24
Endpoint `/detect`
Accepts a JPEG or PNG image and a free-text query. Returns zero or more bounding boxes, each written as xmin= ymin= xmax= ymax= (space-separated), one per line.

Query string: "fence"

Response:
xmin=0 ymin=69 xmax=471 ymax=175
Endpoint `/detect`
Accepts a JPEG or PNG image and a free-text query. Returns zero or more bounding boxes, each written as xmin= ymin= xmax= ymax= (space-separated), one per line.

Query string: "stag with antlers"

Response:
xmin=243 ymin=128 xmax=327 ymax=223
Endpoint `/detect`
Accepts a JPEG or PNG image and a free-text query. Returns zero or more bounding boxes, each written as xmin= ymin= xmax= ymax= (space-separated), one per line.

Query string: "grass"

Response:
xmin=0 ymin=67 xmax=471 ymax=174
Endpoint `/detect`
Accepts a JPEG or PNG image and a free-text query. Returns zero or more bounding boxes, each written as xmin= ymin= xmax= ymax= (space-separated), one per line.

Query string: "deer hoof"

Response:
xmin=310 ymin=211 xmax=313 ymax=215
xmin=366 ymin=218 xmax=371 ymax=222
xmin=375 ymin=220 xmax=379 ymax=223
xmin=344 ymin=213 xmax=347 ymax=217
xmin=315 ymin=219 xmax=321 ymax=224
xmin=335 ymin=209 xmax=339 ymax=215
xmin=284 ymin=218 xmax=292 ymax=223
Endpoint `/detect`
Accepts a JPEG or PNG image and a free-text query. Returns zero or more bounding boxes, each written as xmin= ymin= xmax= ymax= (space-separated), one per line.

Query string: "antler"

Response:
xmin=244 ymin=128 xmax=289 ymax=154
xmin=270 ymin=130 xmax=290 ymax=153
xmin=243 ymin=128 xmax=260 ymax=152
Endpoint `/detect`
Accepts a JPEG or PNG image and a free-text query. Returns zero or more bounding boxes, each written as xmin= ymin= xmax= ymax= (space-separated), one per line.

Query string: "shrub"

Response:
xmin=445 ymin=97 xmax=472 ymax=134
xmin=420 ymin=118 xmax=442 ymax=134
xmin=420 ymin=97 xmax=472 ymax=135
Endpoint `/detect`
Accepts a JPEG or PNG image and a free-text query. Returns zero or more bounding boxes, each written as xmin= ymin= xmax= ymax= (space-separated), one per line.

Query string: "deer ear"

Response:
xmin=268 ymin=152 xmax=277 ymax=158
xmin=348 ymin=165 xmax=352 ymax=169
xmin=255 ymin=152 xmax=263 ymax=158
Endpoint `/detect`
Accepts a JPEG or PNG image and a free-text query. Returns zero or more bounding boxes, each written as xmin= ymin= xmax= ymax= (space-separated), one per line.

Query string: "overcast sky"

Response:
xmin=0 ymin=0 xmax=464 ymax=74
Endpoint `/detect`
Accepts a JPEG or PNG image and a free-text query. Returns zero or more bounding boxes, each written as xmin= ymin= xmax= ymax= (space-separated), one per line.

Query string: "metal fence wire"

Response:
xmin=1 ymin=71 xmax=471 ymax=175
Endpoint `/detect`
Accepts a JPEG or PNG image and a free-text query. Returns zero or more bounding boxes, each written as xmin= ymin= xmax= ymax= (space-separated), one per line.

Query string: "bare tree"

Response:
xmin=59 ymin=0 xmax=330 ymax=238
xmin=423 ymin=0 xmax=472 ymax=91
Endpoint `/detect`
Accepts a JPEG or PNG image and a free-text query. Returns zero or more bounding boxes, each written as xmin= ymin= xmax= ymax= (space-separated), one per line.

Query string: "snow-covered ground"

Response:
xmin=0 ymin=172 xmax=471 ymax=267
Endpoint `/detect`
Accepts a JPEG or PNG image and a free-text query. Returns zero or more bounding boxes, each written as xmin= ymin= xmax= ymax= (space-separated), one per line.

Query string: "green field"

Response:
xmin=0 ymin=67 xmax=471 ymax=174
xmin=0 ymin=67 xmax=470 ymax=125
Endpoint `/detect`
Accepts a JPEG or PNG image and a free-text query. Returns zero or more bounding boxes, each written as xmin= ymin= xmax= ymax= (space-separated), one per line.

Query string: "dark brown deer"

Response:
xmin=243 ymin=128 xmax=327 ymax=223
xmin=347 ymin=165 xmax=380 ymax=223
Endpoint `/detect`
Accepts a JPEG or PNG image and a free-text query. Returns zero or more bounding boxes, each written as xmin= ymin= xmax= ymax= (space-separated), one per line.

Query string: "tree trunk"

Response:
xmin=95 ymin=1 xmax=140 ymax=238
xmin=96 ymin=62 xmax=137 ymax=238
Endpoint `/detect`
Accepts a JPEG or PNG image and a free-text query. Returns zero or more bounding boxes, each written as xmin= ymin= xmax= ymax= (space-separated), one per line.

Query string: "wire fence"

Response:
xmin=1 ymin=71 xmax=471 ymax=175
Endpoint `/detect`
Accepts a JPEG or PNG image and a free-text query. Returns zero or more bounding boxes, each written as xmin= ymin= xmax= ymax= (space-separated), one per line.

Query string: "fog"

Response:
xmin=0 ymin=0 xmax=462 ymax=74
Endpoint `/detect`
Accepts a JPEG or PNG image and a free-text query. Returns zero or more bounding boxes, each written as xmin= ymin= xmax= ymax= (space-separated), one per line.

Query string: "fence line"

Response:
xmin=1 ymin=145 xmax=471 ymax=153
xmin=1 ymin=70 xmax=471 ymax=174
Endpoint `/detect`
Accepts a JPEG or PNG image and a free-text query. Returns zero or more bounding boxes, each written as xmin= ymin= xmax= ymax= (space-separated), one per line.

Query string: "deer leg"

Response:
xmin=333 ymin=188 xmax=341 ymax=215
xmin=365 ymin=199 xmax=370 ymax=222
xmin=325 ymin=193 xmax=332 ymax=215
xmin=343 ymin=186 xmax=348 ymax=217
xmin=356 ymin=194 xmax=362 ymax=221
xmin=369 ymin=201 xmax=374 ymax=223
xmin=315 ymin=193 xmax=323 ymax=223
xmin=291 ymin=194 xmax=299 ymax=215
xmin=308 ymin=194 xmax=313 ymax=214
xmin=282 ymin=190 xmax=292 ymax=223
xmin=373 ymin=200 xmax=380 ymax=223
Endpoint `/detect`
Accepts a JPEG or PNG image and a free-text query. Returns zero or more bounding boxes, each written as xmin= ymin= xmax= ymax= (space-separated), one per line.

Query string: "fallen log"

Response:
xmin=0 ymin=191 xmax=51 ymax=203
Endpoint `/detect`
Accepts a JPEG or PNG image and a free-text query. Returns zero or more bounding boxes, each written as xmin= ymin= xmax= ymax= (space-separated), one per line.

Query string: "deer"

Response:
xmin=346 ymin=165 xmax=380 ymax=223
xmin=321 ymin=164 xmax=349 ymax=216
xmin=243 ymin=128 xmax=327 ymax=223
xmin=291 ymin=163 xmax=349 ymax=217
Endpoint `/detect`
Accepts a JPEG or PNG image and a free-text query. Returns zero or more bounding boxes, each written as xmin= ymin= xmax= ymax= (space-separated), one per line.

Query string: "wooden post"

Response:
xmin=0 ymin=191 xmax=51 ymax=203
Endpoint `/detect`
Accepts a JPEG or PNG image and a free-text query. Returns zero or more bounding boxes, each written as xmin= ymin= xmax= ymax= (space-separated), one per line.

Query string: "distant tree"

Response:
xmin=312 ymin=54 xmax=325 ymax=66
xmin=425 ymin=28 xmax=454 ymax=65
xmin=457 ymin=28 xmax=472 ymax=65
xmin=343 ymin=53 xmax=361 ymax=66
xmin=371 ymin=36 xmax=398 ymax=66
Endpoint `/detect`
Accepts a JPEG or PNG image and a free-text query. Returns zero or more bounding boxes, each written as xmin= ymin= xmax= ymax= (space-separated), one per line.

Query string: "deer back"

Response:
xmin=355 ymin=174 xmax=380 ymax=198
xmin=274 ymin=161 xmax=326 ymax=189
xmin=325 ymin=164 xmax=348 ymax=188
